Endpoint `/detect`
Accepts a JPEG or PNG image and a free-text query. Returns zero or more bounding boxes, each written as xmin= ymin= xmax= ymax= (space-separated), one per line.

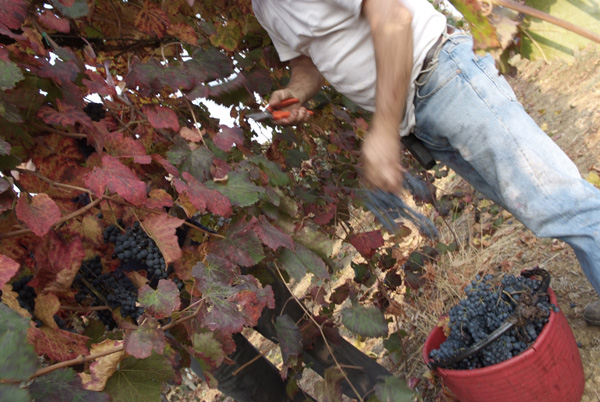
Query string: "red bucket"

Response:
xmin=423 ymin=288 xmax=584 ymax=402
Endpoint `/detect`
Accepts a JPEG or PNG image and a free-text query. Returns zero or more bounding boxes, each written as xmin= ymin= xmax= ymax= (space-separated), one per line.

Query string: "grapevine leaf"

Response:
xmin=192 ymin=254 xmax=240 ymax=288
xmin=167 ymin=22 xmax=198 ymax=45
xmin=33 ymin=292 xmax=61 ymax=329
xmin=0 ymin=0 xmax=28 ymax=30
xmin=448 ymin=0 xmax=499 ymax=50
xmin=38 ymin=10 xmax=71 ymax=33
xmin=28 ymin=326 xmax=90 ymax=361
xmin=208 ymin=220 xmax=265 ymax=267
xmin=374 ymin=376 xmax=415 ymax=401
xmin=167 ymin=141 xmax=214 ymax=182
xmin=29 ymin=368 xmax=111 ymax=402
xmin=138 ymin=279 xmax=181 ymax=319
xmin=349 ymin=230 xmax=384 ymax=259
xmin=134 ymin=1 xmax=169 ymax=38
xmin=214 ymin=125 xmax=243 ymax=152
xmin=179 ymin=127 xmax=203 ymax=143
xmin=210 ymin=20 xmax=242 ymax=52
xmin=29 ymin=232 xmax=85 ymax=293
xmin=279 ymin=242 xmax=328 ymax=282
xmin=0 ymin=285 xmax=30 ymax=318
xmin=82 ymin=71 xmax=117 ymax=97
xmin=0 ymin=304 xmax=39 ymax=381
xmin=341 ymin=305 xmax=388 ymax=338
xmin=144 ymin=189 xmax=173 ymax=210
xmin=0 ymin=254 xmax=19 ymax=289
xmin=248 ymin=155 xmax=289 ymax=186
xmin=142 ymin=214 xmax=183 ymax=265
xmin=124 ymin=322 xmax=166 ymax=359
xmin=246 ymin=68 xmax=273 ymax=96
xmin=79 ymin=339 xmax=125 ymax=392
xmin=314 ymin=367 xmax=345 ymax=402
xmin=191 ymin=332 xmax=226 ymax=370
xmin=274 ymin=315 xmax=302 ymax=364
xmin=0 ymin=385 xmax=30 ymax=402
xmin=0 ymin=137 xmax=11 ymax=156
xmin=143 ymin=105 xmax=180 ymax=132
xmin=103 ymin=131 xmax=151 ymax=164
xmin=125 ymin=58 xmax=196 ymax=97
xmin=84 ymin=155 xmax=147 ymax=206
xmin=16 ymin=193 xmax=61 ymax=237
xmin=0 ymin=59 xmax=24 ymax=90
xmin=173 ymin=172 xmax=232 ymax=217
xmin=294 ymin=225 xmax=335 ymax=262
xmin=37 ymin=101 xmax=93 ymax=128
xmin=103 ymin=353 xmax=175 ymax=402
xmin=251 ymin=216 xmax=294 ymax=251
xmin=51 ymin=0 xmax=89 ymax=18
xmin=187 ymin=47 xmax=234 ymax=83
xmin=205 ymin=171 xmax=265 ymax=207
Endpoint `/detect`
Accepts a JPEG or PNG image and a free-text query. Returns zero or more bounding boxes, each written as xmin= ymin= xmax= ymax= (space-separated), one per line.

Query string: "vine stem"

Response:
xmin=15 ymin=168 xmax=93 ymax=195
xmin=273 ymin=262 xmax=364 ymax=402
xmin=0 ymin=198 xmax=102 ymax=239
xmin=28 ymin=302 xmax=203 ymax=381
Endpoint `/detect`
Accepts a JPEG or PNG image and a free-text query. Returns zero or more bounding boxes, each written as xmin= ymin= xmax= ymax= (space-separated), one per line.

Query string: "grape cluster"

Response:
xmin=103 ymin=221 xmax=168 ymax=286
xmin=83 ymin=102 xmax=106 ymax=122
xmin=429 ymin=274 xmax=556 ymax=369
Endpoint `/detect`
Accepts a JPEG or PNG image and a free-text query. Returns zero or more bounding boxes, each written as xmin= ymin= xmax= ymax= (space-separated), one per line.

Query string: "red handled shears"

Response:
xmin=246 ymin=98 xmax=312 ymax=121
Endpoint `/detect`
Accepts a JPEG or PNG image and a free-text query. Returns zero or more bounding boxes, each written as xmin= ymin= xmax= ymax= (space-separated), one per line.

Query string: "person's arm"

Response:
xmin=268 ymin=55 xmax=324 ymax=125
xmin=361 ymin=0 xmax=413 ymax=193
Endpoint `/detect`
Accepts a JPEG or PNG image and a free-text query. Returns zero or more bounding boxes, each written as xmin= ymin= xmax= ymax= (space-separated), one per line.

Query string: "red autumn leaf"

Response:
xmin=0 ymin=0 xmax=28 ymax=30
xmin=229 ymin=289 xmax=264 ymax=327
xmin=82 ymin=70 xmax=117 ymax=97
xmin=28 ymin=326 xmax=89 ymax=361
xmin=144 ymin=189 xmax=173 ymax=210
xmin=103 ymin=131 xmax=151 ymax=164
xmin=207 ymin=220 xmax=264 ymax=267
xmin=173 ymin=172 xmax=232 ymax=217
xmin=312 ymin=203 xmax=336 ymax=225
xmin=152 ymin=154 xmax=180 ymax=177
xmin=37 ymin=100 xmax=93 ymax=128
xmin=84 ymin=155 xmax=147 ymax=206
xmin=142 ymin=213 xmax=183 ymax=265
xmin=38 ymin=10 xmax=70 ymax=33
xmin=144 ymin=105 xmax=180 ymax=131
xmin=124 ymin=322 xmax=166 ymax=359
xmin=350 ymin=230 xmax=385 ymax=259
xmin=57 ymin=0 xmax=75 ymax=6
xmin=179 ymin=127 xmax=203 ymax=143
xmin=134 ymin=1 xmax=169 ymax=38
xmin=167 ymin=22 xmax=198 ymax=45
xmin=214 ymin=125 xmax=243 ymax=152
xmin=251 ymin=216 xmax=294 ymax=251
xmin=0 ymin=254 xmax=19 ymax=289
xmin=138 ymin=279 xmax=181 ymax=319
xmin=16 ymin=193 xmax=61 ymax=237
xmin=29 ymin=232 xmax=85 ymax=293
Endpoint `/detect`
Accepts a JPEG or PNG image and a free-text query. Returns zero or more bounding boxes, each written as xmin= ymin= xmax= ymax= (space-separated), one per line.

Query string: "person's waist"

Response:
xmin=421 ymin=25 xmax=457 ymax=70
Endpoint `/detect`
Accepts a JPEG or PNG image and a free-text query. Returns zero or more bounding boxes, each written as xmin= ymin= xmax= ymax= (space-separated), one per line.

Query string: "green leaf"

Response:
xmin=374 ymin=376 xmax=415 ymax=402
xmin=205 ymin=171 xmax=265 ymax=207
xmin=138 ymin=279 xmax=181 ymax=319
xmin=167 ymin=141 xmax=214 ymax=182
xmin=103 ymin=353 xmax=174 ymax=402
xmin=208 ymin=220 xmax=265 ymax=267
xmin=29 ymin=368 xmax=110 ymax=402
xmin=279 ymin=241 xmax=328 ymax=281
xmin=192 ymin=332 xmax=226 ymax=370
xmin=187 ymin=47 xmax=234 ymax=83
xmin=0 ymin=304 xmax=39 ymax=381
xmin=0 ymin=59 xmax=24 ymax=90
xmin=51 ymin=0 xmax=90 ymax=18
xmin=0 ymin=385 xmax=30 ymax=402
xmin=294 ymin=225 xmax=335 ymax=261
xmin=275 ymin=315 xmax=302 ymax=364
xmin=210 ymin=21 xmax=242 ymax=52
xmin=522 ymin=0 xmax=600 ymax=61
xmin=248 ymin=155 xmax=290 ymax=186
xmin=341 ymin=305 xmax=388 ymax=338
xmin=449 ymin=0 xmax=499 ymax=50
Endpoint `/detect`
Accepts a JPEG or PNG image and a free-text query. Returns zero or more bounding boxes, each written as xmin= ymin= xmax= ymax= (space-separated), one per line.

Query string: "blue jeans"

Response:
xmin=413 ymin=34 xmax=600 ymax=295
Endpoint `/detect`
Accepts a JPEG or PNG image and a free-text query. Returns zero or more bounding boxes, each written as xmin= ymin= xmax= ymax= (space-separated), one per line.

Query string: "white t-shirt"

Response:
xmin=252 ymin=0 xmax=447 ymax=136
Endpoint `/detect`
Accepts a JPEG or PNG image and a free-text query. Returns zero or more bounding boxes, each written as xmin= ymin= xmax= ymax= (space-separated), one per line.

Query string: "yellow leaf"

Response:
xmin=80 ymin=339 xmax=125 ymax=391
xmin=586 ymin=171 xmax=600 ymax=188
xmin=1 ymin=284 xmax=31 ymax=318
xmin=34 ymin=292 xmax=61 ymax=329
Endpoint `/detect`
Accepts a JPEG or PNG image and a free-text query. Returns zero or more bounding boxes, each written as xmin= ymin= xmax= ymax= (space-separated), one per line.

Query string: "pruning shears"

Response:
xmin=246 ymin=98 xmax=312 ymax=121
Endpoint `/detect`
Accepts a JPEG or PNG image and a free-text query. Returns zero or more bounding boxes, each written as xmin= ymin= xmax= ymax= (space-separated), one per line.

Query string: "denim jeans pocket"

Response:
xmin=473 ymin=53 xmax=518 ymax=102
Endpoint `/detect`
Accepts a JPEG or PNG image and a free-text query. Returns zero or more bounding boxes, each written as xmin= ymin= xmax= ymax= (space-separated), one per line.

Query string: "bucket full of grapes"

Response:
xmin=423 ymin=268 xmax=584 ymax=402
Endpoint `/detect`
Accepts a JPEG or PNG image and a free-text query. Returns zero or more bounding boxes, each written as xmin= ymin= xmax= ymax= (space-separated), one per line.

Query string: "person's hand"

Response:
xmin=268 ymin=89 xmax=311 ymax=126
xmin=361 ymin=125 xmax=404 ymax=193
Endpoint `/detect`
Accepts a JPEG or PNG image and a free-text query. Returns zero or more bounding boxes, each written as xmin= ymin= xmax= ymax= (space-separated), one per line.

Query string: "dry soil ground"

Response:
xmin=168 ymin=44 xmax=600 ymax=402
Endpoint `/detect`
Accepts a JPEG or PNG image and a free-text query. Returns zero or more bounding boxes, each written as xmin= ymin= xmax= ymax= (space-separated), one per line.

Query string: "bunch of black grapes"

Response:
xmin=11 ymin=275 xmax=68 ymax=329
xmin=83 ymin=102 xmax=106 ymax=122
xmin=429 ymin=274 xmax=557 ymax=369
